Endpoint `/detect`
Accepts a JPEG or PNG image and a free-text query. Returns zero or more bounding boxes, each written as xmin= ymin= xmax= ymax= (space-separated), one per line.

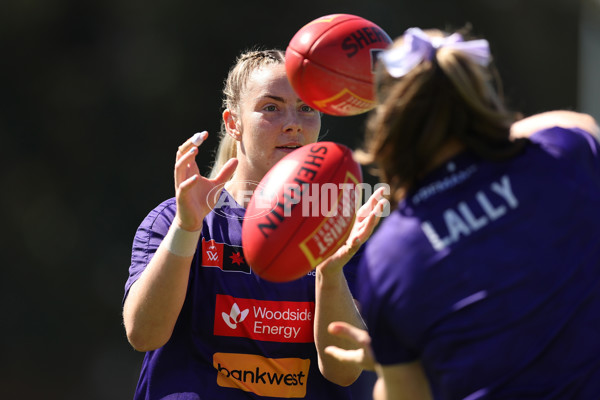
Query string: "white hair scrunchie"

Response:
xmin=380 ymin=27 xmax=491 ymax=78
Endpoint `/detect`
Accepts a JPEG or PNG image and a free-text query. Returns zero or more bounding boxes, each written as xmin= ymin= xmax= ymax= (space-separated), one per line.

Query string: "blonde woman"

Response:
xmin=123 ymin=49 xmax=385 ymax=400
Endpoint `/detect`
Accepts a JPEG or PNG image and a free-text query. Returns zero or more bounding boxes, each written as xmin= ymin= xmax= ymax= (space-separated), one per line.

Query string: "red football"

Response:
xmin=242 ymin=142 xmax=363 ymax=282
xmin=285 ymin=14 xmax=392 ymax=116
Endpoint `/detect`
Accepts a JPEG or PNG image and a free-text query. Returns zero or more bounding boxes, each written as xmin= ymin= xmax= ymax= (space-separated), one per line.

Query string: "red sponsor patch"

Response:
xmin=214 ymin=294 xmax=314 ymax=343
xmin=202 ymin=238 xmax=224 ymax=268
xmin=201 ymin=238 xmax=250 ymax=273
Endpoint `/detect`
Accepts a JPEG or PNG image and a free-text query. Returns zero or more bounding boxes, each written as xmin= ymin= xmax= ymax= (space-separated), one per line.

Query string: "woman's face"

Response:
xmin=233 ymin=63 xmax=321 ymax=181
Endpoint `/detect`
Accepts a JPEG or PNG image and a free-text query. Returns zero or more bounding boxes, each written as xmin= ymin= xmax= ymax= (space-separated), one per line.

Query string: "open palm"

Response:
xmin=173 ymin=132 xmax=238 ymax=232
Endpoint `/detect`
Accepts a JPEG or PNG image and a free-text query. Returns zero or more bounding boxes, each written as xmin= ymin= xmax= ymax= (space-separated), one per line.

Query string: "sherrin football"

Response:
xmin=285 ymin=14 xmax=392 ymax=116
xmin=242 ymin=142 xmax=362 ymax=282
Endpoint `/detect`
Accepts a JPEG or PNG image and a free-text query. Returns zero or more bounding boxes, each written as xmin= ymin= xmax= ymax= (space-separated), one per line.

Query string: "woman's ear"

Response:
xmin=223 ymin=109 xmax=242 ymax=141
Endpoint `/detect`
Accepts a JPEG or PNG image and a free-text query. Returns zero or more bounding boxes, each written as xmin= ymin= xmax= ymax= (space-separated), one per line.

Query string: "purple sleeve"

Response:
xmin=356 ymin=212 xmax=424 ymax=365
xmin=357 ymin=246 xmax=419 ymax=365
xmin=123 ymin=198 xmax=177 ymax=303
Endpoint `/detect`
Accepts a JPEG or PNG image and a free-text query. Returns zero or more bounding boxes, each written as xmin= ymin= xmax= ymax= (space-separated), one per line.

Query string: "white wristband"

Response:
xmin=161 ymin=225 xmax=201 ymax=257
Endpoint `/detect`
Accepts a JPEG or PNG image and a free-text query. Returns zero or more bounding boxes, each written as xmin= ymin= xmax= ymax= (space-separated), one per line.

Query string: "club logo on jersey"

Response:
xmin=214 ymin=294 xmax=314 ymax=343
xmin=201 ymin=238 xmax=250 ymax=273
xmin=214 ymin=352 xmax=310 ymax=398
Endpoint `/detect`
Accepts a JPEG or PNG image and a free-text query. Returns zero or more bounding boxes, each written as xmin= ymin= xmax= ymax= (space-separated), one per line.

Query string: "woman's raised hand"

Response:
xmin=174 ymin=131 xmax=238 ymax=231
xmin=316 ymin=186 xmax=388 ymax=274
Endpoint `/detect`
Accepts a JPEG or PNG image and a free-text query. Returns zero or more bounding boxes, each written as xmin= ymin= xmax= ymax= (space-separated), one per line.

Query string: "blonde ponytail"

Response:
xmin=208 ymin=48 xmax=285 ymax=179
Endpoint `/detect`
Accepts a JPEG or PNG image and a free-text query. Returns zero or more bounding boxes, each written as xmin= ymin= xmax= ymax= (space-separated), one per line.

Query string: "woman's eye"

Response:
xmin=264 ymin=105 xmax=277 ymax=111
xmin=300 ymin=104 xmax=314 ymax=112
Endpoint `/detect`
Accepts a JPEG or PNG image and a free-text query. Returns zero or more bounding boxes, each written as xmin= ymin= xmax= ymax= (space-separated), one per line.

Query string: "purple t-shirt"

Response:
xmin=125 ymin=190 xmax=361 ymax=400
xmin=359 ymin=128 xmax=600 ymax=399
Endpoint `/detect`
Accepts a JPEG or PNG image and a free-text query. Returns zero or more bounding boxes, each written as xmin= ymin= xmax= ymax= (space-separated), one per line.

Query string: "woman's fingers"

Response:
xmin=349 ymin=187 xmax=387 ymax=246
xmin=358 ymin=186 xmax=386 ymax=219
xmin=325 ymin=346 xmax=368 ymax=365
xmin=174 ymin=131 xmax=209 ymax=187
xmin=211 ymin=158 xmax=238 ymax=185
xmin=328 ymin=321 xmax=372 ymax=345
xmin=361 ymin=195 xmax=387 ymax=233
xmin=174 ymin=146 xmax=199 ymax=188
xmin=326 ymin=321 xmax=376 ymax=370
xmin=178 ymin=174 xmax=199 ymax=194
xmin=177 ymin=131 xmax=208 ymax=161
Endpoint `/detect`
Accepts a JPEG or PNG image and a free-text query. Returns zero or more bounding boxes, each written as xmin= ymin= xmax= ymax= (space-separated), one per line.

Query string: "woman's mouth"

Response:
xmin=276 ymin=144 xmax=302 ymax=153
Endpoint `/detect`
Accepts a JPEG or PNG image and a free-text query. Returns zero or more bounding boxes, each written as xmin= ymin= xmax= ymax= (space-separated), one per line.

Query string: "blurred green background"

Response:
xmin=1 ymin=0 xmax=596 ymax=398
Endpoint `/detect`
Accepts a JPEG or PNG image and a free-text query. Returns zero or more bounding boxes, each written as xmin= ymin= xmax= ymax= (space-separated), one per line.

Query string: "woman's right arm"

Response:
xmin=123 ymin=132 xmax=237 ymax=352
xmin=510 ymin=110 xmax=599 ymax=140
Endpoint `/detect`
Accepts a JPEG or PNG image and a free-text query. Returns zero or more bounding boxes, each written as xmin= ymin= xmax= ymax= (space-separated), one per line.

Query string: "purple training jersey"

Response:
xmin=125 ymin=190 xmax=361 ymax=399
xmin=359 ymin=127 xmax=600 ymax=399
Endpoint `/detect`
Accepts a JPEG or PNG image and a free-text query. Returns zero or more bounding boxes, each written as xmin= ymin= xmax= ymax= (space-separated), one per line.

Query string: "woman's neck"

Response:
xmin=423 ymin=139 xmax=465 ymax=175
xmin=224 ymin=172 xmax=263 ymax=209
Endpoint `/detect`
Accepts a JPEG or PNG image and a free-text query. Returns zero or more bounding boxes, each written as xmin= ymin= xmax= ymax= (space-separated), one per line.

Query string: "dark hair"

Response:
xmin=357 ymin=29 xmax=527 ymax=201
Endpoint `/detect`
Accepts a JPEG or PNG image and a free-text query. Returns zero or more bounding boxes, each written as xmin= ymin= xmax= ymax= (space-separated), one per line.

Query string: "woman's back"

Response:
xmin=359 ymin=126 xmax=600 ymax=399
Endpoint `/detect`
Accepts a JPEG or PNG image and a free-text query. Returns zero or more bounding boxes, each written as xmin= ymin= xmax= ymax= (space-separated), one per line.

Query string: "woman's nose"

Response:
xmin=282 ymin=109 xmax=302 ymax=133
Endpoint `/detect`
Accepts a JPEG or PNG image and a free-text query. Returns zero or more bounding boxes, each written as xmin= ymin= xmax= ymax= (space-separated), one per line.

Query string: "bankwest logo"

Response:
xmin=214 ymin=294 xmax=314 ymax=343
xmin=214 ymin=352 xmax=310 ymax=398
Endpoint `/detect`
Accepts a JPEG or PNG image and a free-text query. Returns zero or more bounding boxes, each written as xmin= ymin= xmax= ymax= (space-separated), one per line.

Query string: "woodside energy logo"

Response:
xmin=214 ymin=294 xmax=314 ymax=343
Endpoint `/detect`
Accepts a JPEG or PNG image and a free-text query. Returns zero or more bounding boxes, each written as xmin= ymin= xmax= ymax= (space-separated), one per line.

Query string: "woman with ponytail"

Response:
xmin=327 ymin=27 xmax=600 ymax=400
xmin=123 ymin=49 xmax=384 ymax=400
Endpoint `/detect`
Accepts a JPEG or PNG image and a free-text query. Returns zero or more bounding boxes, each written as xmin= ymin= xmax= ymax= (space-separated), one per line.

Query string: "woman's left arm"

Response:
xmin=313 ymin=187 xmax=386 ymax=386
xmin=510 ymin=110 xmax=600 ymax=140
xmin=324 ymin=322 xmax=433 ymax=400
xmin=373 ymin=361 xmax=433 ymax=400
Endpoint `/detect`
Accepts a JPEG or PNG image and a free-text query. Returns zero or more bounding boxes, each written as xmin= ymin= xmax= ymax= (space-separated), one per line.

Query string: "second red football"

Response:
xmin=242 ymin=142 xmax=362 ymax=282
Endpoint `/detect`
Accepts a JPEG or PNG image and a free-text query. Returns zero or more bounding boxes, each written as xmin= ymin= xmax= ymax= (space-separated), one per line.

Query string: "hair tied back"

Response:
xmin=380 ymin=27 xmax=491 ymax=78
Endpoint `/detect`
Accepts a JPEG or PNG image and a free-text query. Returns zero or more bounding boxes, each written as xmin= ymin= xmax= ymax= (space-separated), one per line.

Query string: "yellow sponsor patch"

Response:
xmin=213 ymin=352 xmax=310 ymax=398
